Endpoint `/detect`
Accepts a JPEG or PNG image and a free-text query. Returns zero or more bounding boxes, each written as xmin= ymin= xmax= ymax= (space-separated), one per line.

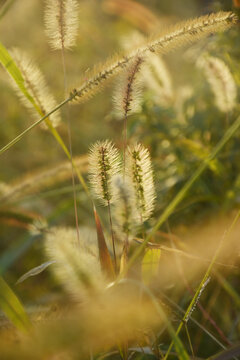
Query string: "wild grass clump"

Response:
xmin=0 ymin=1 xmax=240 ymax=360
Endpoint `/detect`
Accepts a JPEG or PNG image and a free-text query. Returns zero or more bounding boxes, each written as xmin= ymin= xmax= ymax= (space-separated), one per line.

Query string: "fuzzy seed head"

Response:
xmin=88 ymin=140 xmax=121 ymax=206
xmin=44 ymin=227 xmax=106 ymax=299
xmin=44 ymin=0 xmax=79 ymax=50
xmin=112 ymin=175 xmax=136 ymax=241
xmin=72 ymin=12 xmax=237 ymax=105
xmin=126 ymin=144 xmax=155 ymax=223
xmin=10 ymin=48 xmax=61 ymax=129
xmin=113 ymin=56 xmax=144 ymax=119
xmin=197 ymin=55 xmax=237 ymax=113
xmin=142 ymin=53 xmax=173 ymax=106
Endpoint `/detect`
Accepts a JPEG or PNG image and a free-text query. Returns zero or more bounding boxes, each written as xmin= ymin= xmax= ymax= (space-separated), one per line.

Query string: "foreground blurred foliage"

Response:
xmin=0 ymin=0 xmax=240 ymax=359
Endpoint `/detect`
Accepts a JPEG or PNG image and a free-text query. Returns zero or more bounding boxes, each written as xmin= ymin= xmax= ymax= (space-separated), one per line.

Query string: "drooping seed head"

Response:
xmin=126 ymin=143 xmax=155 ymax=223
xmin=10 ymin=48 xmax=61 ymax=129
xmin=88 ymin=140 xmax=121 ymax=206
xmin=197 ymin=55 xmax=237 ymax=113
xmin=113 ymin=56 xmax=144 ymax=119
xmin=71 ymin=12 xmax=237 ymax=104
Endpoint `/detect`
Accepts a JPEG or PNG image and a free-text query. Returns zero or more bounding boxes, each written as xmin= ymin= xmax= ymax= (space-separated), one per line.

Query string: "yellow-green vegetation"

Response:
xmin=0 ymin=1 xmax=240 ymax=359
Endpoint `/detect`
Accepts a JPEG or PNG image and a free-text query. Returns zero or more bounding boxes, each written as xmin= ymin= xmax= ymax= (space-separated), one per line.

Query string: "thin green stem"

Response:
xmin=184 ymin=323 xmax=195 ymax=359
xmin=61 ymin=42 xmax=80 ymax=246
xmin=107 ymin=200 xmax=117 ymax=271
xmin=0 ymin=96 xmax=72 ymax=155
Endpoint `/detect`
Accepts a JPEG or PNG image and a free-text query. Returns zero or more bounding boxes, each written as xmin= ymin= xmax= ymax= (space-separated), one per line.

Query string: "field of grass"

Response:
xmin=0 ymin=0 xmax=240 ymax=359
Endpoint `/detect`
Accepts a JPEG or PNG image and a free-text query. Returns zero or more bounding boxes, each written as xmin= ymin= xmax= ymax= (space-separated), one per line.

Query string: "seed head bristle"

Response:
xmin=44 ymin=0 xmax=79 ymax=50
xmin=112 ymin=175 xmax=136 ymax=241
xmin=126 ymin=144 xmax=155 ymax=223
xmin=88 ymin=140 xmax=121 ymax=206
xmin=197 ymin=55 xmax=237 ymax=113
xmin=44 ymin=227 xmax=106 ymax=299
xmin=10 ymin=48 xmax=61 ymax=129
xmin=113 ymin=56 xmax=144 ymax=119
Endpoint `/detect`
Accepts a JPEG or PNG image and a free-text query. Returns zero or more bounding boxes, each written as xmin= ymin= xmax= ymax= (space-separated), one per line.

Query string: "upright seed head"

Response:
xmin=88 ymin=140 xmax=121 ymax=206
xmin=44 ymin=0 xmax=79 ymax=50
xmin=126 ymin=143 xmax=155 ymax=223
xmin=197 ymin=55 xmax=237 ymax=113
xmin=112 ymin=175 xmax=136 ymax=241
xmin=10 ymin=48 xmax=61 ymax=129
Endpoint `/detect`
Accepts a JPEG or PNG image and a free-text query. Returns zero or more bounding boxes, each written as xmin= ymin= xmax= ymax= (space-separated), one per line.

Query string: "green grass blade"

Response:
xmin=0 ymin=41 xmax=36 ymax=106
xmin=215 ymin=272 xmax=240 ymax=309
xmin=0 ymin=276 xmax=31 ymax=332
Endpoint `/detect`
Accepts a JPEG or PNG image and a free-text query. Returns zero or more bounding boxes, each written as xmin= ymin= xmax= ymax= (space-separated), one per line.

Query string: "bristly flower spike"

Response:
xmin=197 ymin=55 xmax=237 ymax=113
xmin=126 ymin=144 xmax=155 ymax=223
xmin=88 ymin=140 xmax=121 ymax=269
xmin=44 ymin=0 xmax=79 ymax=50
xmin=72 ymin=12 xmax=237 ymax=104
xmin=88 ymin=140 xmax=121 ymax=206
xmin=44 ymin=227 xmax=107 ymax=300
xmin=112 ymin=175 xmax=136 ymax=242
xmin=113 ymin=56 xmax=144 ymax=119
xmin=10 ymin=48 xmax=61 ymax=129
xmin=113 ymin=56 xmax=144 ymax=174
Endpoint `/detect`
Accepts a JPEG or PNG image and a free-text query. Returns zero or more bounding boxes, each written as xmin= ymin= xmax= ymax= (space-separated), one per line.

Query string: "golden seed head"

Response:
xmin=126 ymin=143 xmax=156 ymax=223
xmin=88 ymin=140 xmax=121 ymax=206
xmin=44 ymin=0 xmax=79 ymax=50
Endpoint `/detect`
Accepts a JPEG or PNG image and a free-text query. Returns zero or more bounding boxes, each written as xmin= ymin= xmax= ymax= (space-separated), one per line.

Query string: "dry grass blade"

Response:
xmin=0 ymin=276 xmax=31 ymax=332
xmin=94 ymin=207 xmax=115 ymax=279
xmin=16 ymin=261 xmax=55 ymax=285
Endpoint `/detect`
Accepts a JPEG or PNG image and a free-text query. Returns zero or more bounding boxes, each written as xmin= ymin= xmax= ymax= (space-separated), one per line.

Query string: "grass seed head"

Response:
xmin=71 ymin=12 xmax=237 ymax=105
xmin=88 ymin=140 xmax=121 ymax=206
xmin=112 ymin=175 xmax=136 ymax=241
xmin=126 ymin=143 xmax=155 ymax=223
xmin=44 ymin=227 xmax=106 ymax=300
xmin=10 ymin=48 xmax=61 ymax=129
xmin=198 ymin=55 xmax=237 ymax=113
xmin=44 ymin=0 xmax=79 ymax=50
xmin=113 ymin=56 xmax=144 ymax=119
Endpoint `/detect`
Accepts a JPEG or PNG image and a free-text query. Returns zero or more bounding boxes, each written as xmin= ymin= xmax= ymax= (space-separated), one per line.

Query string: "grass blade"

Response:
xmin=94 ymin=206 xmax=115 ymax=279
xmin=0 ymin=276 xmax=31 ymax=332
